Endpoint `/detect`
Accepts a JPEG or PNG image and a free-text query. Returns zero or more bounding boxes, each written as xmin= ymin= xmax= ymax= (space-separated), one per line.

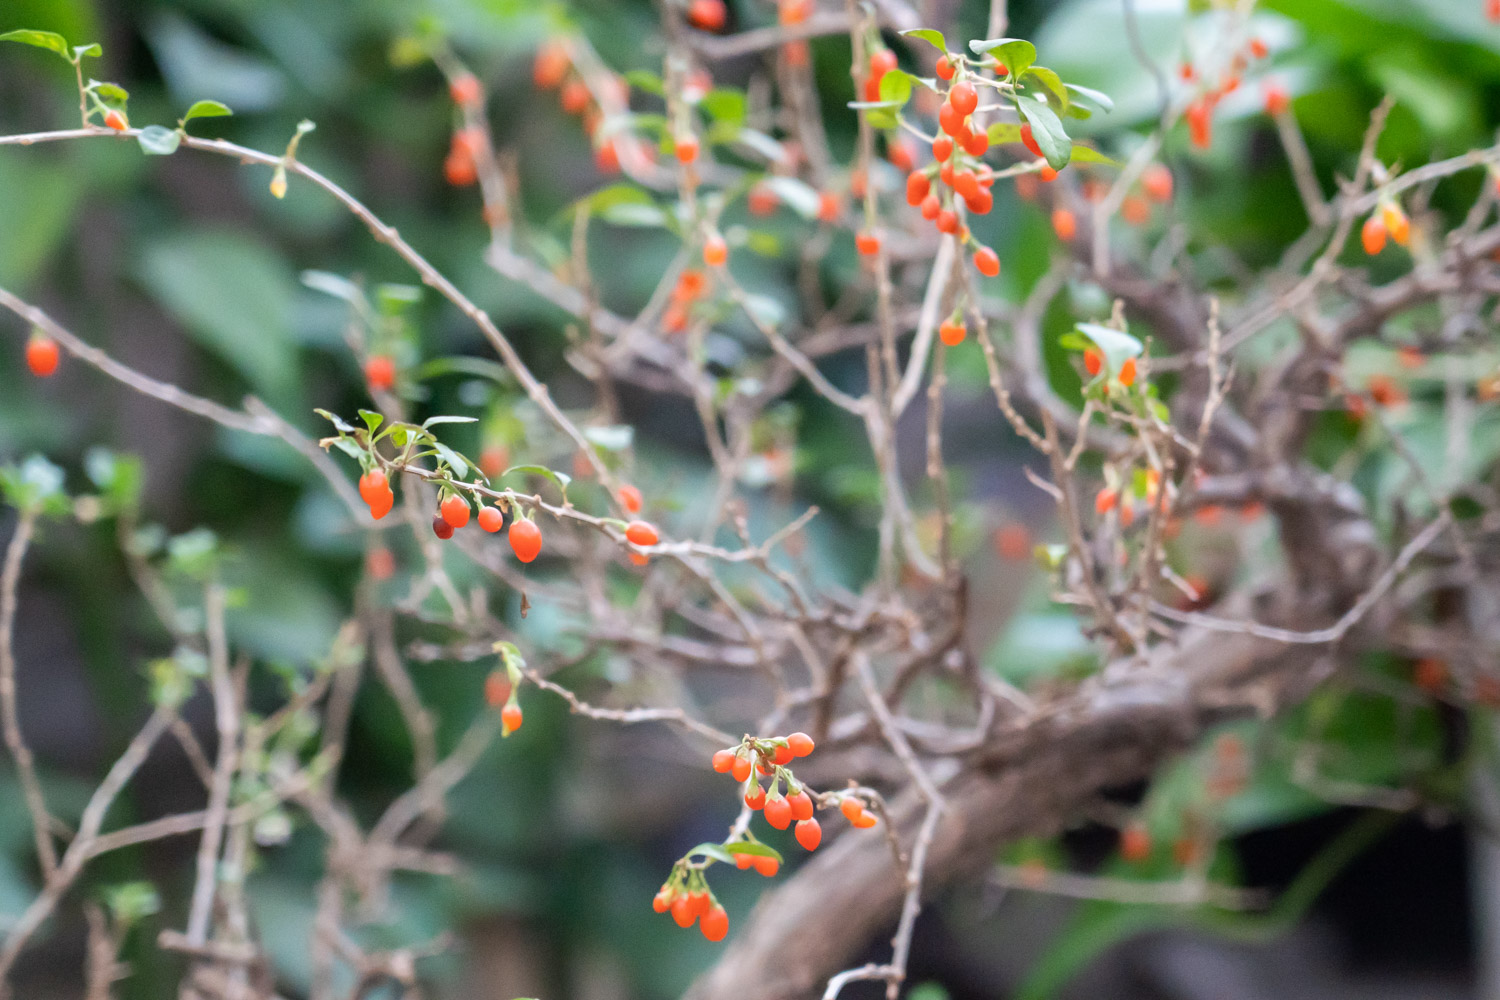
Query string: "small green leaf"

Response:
xmin=1021 ymin=66 xmax=1068 ymax=111
xmin=686 ymin=843 xmax=738 ymax=865
xmin=1065 ymin=83 xmax=1114 ymax=114
xmin=877 ymin=68 xmax=915 ymax=108
xmin=1073 ymin=322 xmax=1143 ymax=376
xmin=847 ymin=100 xmax=901 ymax=130
xmin=725 ymin=842 xmax=784 ymax=863
xmin=969 ymin=37 xmax=1035 ymax=75
xmin=136 ymin=125 xmax=181 ymax=156
xmin=301 ymin=270 xmax=363 ymax=303
xmin=374 ymin=283 xmax=421 ymax=315
xmin=432 ymin=442 xmax=469 ymax=480
xmin=314 ymin=408 xmax=357 ymax=434
xmin=182 ymin=100 xmax=233 ymax=125
xmin=584 ymin=424 xmax=635 ymax=452
xmin=624 ymin=70 xmax=664 ymax=96
xmin=763 ymin=176 xmax=822 ymax=219
xmin=73 ymin=43 xmax=102 ymax=59
xmin=358 ymin=409 xmax=384 ymax=434
xmin=422 ymin=415 xmax=479 ymax=429
xmin=700 ymin=88 xmax=747 ymax=126
xmin=1068 ymin=145 xmax=1120 ymax=167
xmin=986 ymin=122 xmax=1022 ymax=145
xmin=600 ymin=202 xmax=670 ymax=228
xmin=0 ymin=29 xmax=71 ymax=59
xmin=1015 ymin=96 xmax=1070 ymax=170
xmin=329 ymin=438 xmax=363 ymax=461
xmin=502 ymin=464 xmax=572 ymax=496
xmin=899 ymin=28 xmax=948 ymax=53
xmin=89 ymin=80 xmax=128 ymax=107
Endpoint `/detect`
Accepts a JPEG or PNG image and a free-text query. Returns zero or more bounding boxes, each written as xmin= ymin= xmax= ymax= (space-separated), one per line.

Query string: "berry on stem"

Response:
xmin=794 ymin=817 xmax=822 ymax=851
xmin=104 ymin=109 xmax=127 ymax=131
xmin=1119 ymin=357 xmax=1138 ymax=387
xmin=752 ymin=855 xmax=779 ymax=877
xmin=788 ymin=789 xmax=813 ymax=821
xmin=712 ymin=748 xmax=737 ymax=773
xmin=509 ymin=518 xmax=543 ymax=562
xmin=478 ymin=505 xmax=504 ymax=533
xmin=1142 ymin=164 xmax=1173 ymax=202
xmin=703 ymin=233 xmax=728 ymax=267
xmin=787 ymin=732 xmax=815 ymax=757
xmin=948 ymin=81 xmax=977 ymax=115
xmin=687 ymin=0 xmax=727 ymax=30
xmin=618 ymin=484 xmax=643 ymax=514
xmin=973 ymin=246 xmax=1000 ymax=277
xmin=744 ymin=783 xmax=766 ymax=810
xmin=671 ymin=895 xmax=697 ymax=928
xmin=936 ymin=55 xmax=956 ymax=81
xmin=939 ymin=319 xmax=966 ymax=347
xmin=906 ymin=171 xmax=931 ymax=206
xmin=625 ymin=520 xmax=660 ymax=546
xmin=1020 ymin=122 xmax=1043 ymax=158
xmin=441 ymin=494 xmax=471 ymax=528
xmin=534 ymin=41 xmax=569 ymax=89
xmin=1052 ymin=208 xmax=1077 ymax=241
xmin=855 ymin=231 xmax=881 ymax=257
xmin=485 ymin=671 xmax=513 ymax=708
xmin=432 ymin=515 xmax=454 ymax=540
xmin=501 ymin=702 xmax=523 ymax=734
xmin=450 ymin=72 xmax=483 ymax=106
xmin=840 ymin=797 xmax=865 ymax=823
xmin=25 ymin=336 xmax=59 ymax=377
xmin=1084 ymin=347 xmax=1103 ymax=377
xmin=365 ymin=355 xmax=396 ymax=392
xmin=763 ymin=794 xmax=793 ymax=830
xmin=699 ymin=904 xmax=729 ymax=942
xmin=730 ymin=755 xmax=752 ymax=783
xmin=1361 ymin=215 xmax=1387 ymax=255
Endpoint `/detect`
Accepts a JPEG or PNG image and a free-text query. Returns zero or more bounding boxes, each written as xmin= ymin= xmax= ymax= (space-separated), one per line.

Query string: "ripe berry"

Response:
xmin=432 ymin=515 xmax=454 ymax=540
xmin=509 ymin=518 xmax=543 ymax=562
xmin=818 ymin=191 xmax=842 ymax=222
xmin=851 ymin=812 xmax=877 ymax=828
xmin=906 ymin=171 xmax=931 ymax=206
xmin=618 ymin=484 xmax=643 ymax=514
xmin=478 ymin=505 xmax=505 ymax=533
xmin=973 ymin=246 xmax=1000 ymax=277
xmin=1361 ymin=215 xmax=1387 ymax=256
xmin=748 ymin=184 xmax=779 ymax=215
xmin=671 ymin=894 xmax=697 ymax=928
xmin=104 ymin=109 xmax=127 ymax=131
xmin=1397 ymin=345 xmax=1424 ymax=370
xmin=450 ymin=72 xmax=483 ymax=106
xmin=560 ymin=79 xmax=590 ymax=115
xmin=624 ymin=520 xmax=660 ymax=546
xmin=1020 ymin=122 xmax=1043 ymax=158
xmin=938 ymin=161 xmax=955 ymax=188
xmin=994 ymin=522 xmax=1031 ymax=561
xmin=786 ymin=732 xmax=815 ymax=757
xmin=939 ymin=320 xmax=966 ymax=347
xmin=479 ymin=445 xmax=509 ymax=479
xmin=1122 ymin=195 xmax=1150 ymax=226
xmin=1248 ymin=37 xmax=1269 ymax=60
xmin=595 ymin=139 xmax=620 ymax=174
xmin=360 ymin=471 xmax=395 ymax=519
xmin=964 ymin=188 xmax=993 ymax=216
xmin=1491 ymin=0 xmax=1500 ymax=23
xmin=1368 ymin=374 xmax=1405 ymax=407
xmin=952 ymin=170 xmax=979 ymax=200
xmin=771 ymin=743 xmax=794 ymax=765
xmin=485 ymin=671 xmax=513 ymax=707
xmin=839 ymin=797 xmax=865 ymax=823
xmin=703 ymin=233 xmax=728 ymax=267
xmin=445 ymin=149 xmax=478 ymax=186
xmin=887 ymin=137 xmax=916 ymax=172
xmin=763 ymin=794 xmax=793 ymax=830
xmin=1186 ymin=101 xmax=1212 ymax=149
xmin=948 ymin=81 xmax=977 ymax=115
xmin=1039 ymin=165 xmax=1058 ymax=183
xmin=1142 ymin=164 xmax=1173 ymax=202
xmin=794 ymin=817 xmax=822 ymax=851
xmin=730 ymin=755 xmax=752 ymax=783
xmin=744 ymin=783 xmax=766 ymax=810
xmin=779 ymin=0 xmax=811 ymax=24
xmin=753 ymin=854 xmax=779 ymax=877
xmin=869 ymin=49 xmax=898 ymax=81
xmin=935 ymin=209 xmax=959 ymax=235
xmin=534 ymin=41 xmax=570 ymax=89
xmin=699 ymin=903 xmax=729 ymax=942
xmin=653 ymin=887 xmax=675 ymax=913
xmin=935 ymin=55 xmax=956 ymax=81
xmin=441 ymin=494 xmax=471 ymax=528
xmin=501 ymin=702 xmax=523 ymax=734
xmin=25 ymin=336 xmax=59 ymax=377
xmin=687 ymin=0 xmax=727 ymax=30
xmin=674 ymin=135 xmax=699 ymax=164
xmin=788 ymin=789 xmax=813 ymax=821
xmin=713 ymin=749 xmax=738 ymax=773
xmin=1084 ymin=347 xmax=1103 ymax=376
xmin=919 ymin=194 xmax=940 ymax=220
xmin=855 ymin=231 xmax=881 ymax=256
xmin=365 ymin=355 xmax=396 ymax=392
xmin=962 ymin=129 xmax=989 ymax=157
xmin=1119 ymin=357 xmax=1138 ymax=387
xmin=1095 ymin=488 xmax=1118 ymax=514
xmin=1263 ymin=82 xmax=1289 ymax=116
xmin=1382 ymin=202 xmax=1410 ymax=246
xmin=1052 ymin=208 xmax=1077 ymax=241
xmin=932 ymin=136 xmax=953 ymax=161
xmin=938 ymin=102 xmax=964 ymax=137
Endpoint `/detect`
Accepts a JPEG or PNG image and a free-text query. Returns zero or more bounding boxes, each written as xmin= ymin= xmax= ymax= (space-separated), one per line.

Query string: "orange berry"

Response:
xmin=1120 ymin=823 xmax=1152 ymax=862
xmin=919 ymin=194 xmax=940 ymax=220
xmin=712 ymin=748 xmax=738 ymax=773
xmin=771 ymin=743 xmax=794 ymax=765
xmin=1263 ymin=82 xmax=1289 ymax=116
xmin=594 ymin=139 xmax=620 ymax=174
xmin=674 ymin=135 xmax=699 ymax=164
xmin=478 ymin=505 xmax=505 ymax=533
xmin=935 ymin=209 xmax=959 ymax=234
xmin=1019 ymin=122 xmax=1043 ymax=158
xmin=699 ymin=903 xmax=729 ymax=942
xmin=1368 ymin=374 xmax=1405 ymax=408
xmin=788 ymin=789 xmax=813 ymax=821
xmin=1186 ymin=100 xmax=1212 ymax=149
xmin=1084 ymin=347 xmax=1103 ymax=376
xmin=855 ymin=231 xmax=881 ymax=256
xmin=703 ymin=234 xmax=729 ymax=269
xmin=744 ymin=783 xmax=766 ymax=810
xmin=560 ymin=79 xmax=590 ymax=115
xmin=1142 ymin=164 xmax=1173 ymax=202
xmin=764 ymin=794 xmax=793 ymax=829
xmin=752 ymin=854 xmax=779 ymax=877
xmin=786 ymin=731 xmax=815 ymax=757
xmin=625 ymin=520 xmax=659 ymax=546
xmin=1040 ymin=165 xmax=1058 ymax=183
xmin=818 ymin=191 xmax=842 ymax=222
xmin=779 ymin=0 xmax=811 ymax=24
xmin=869 ymin=48 xmax=898 ymax=82
xmin=1122 ymin=195 xmax=1150 ymax=226
xmin=618 ymin=484 xmax=644 ymax=514
xmin=932 ymin=135 xmax=954 ymax=161
xmin=887 ymin=137 xmax=916 ymax=172
xmin=653 ymin=888 xmax=675 ymax=913
xmin=1361 ymin=215 xmax=1387 ymax=255
xmin=687 ymin=0 xmax=727 ymax=30
xmin=366 ymin=546 xmax=396 ymax=579
xmin=1051 ymin=208 xmax=1077 ymax=241
xmin=1248 ymin=37 xmax=1268 ymax=59
xmin=501 ymin=702 xmax=523 ymax=734
xmin=935 ymin=55 xmax=956 ymax=81
xmin=450 ymin=72 xmax=483 ymax=106
xmin=939 ymin=320 xmax=966 ymax=347
xmin=671 ymin=894 xmax=697 ymax=928
xmin=794 ymin=817 xmax=822 ymax=851
xmin=365 ymin=354 xmax=396 ymax=392
xmin=851 ymin=812 xmax=877 ymax=828
xmin=731 ymin=756 xmax=753 ymax=783
xmin=534 ymin=41 xmax=570 ymax=89
xmin=839 ymin=797 xmax=864 ymax=823
xmin=973 ymin=246 xmax=1000 ymax=277
xmin=440 ymin=494 xmax=471 ymax=529
xmin=25 ymin=336 xmax=59 ymax=377
xmin=1095 ymin=488 xmax=1118 ymax=514
xmin=1382 ymin=202 xmax=1410 ymax=246
xmin=485 ymin=671 xmax=513 ymax=708
xmin=748 ymin=184 xmax=779 ymax=216
xmin=1397 ymin=345 xmax=1423 ymax=370
xmin=948 ymin=81 xmax=977 ymax=115
xmin=964 ymin=188 xmax=993 ymax=215
xmin=938 ymin=102 xmax=964 ymax=137
xmin=104 ymin=109 xmax=127 ymax=131
xmin=906 ymin=171 xmax=931 ymax=206
xmin=1119 ymin=357 xmax=1138 ymax=387
xmin=509 ymin=518 xmax=543 ymax=562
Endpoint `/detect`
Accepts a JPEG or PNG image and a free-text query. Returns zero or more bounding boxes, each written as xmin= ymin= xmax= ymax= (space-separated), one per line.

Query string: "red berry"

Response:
xmin=444 ymin=150 xmax=478 ymax=186
xmin=888 ymin=137 xmax=916 ymax=172
xmin=763 ymin=794 xmax=793 ymax=830
xmin=699 ymin=903 xmax=729 ymax=942
xmin=618 ymin=484 xmax=643 ymax=514
xmin=965 ymin=188 xmax=993 ymax=216
xmin=653 ymin=888 xmax=675 ymax=913
xmin=509 ymin=518 xmax=543 ymax=562
xmin=358 ymin=469 xmax=388 ymax=505
xmin=501 ymin=702 xmax=523 ymax=734
xmin=432 ymin=515 xmax=454 ymax=540
xmin=839 ymin=797 xmax=865 ymax=823
xmin=1186 ymin=100 xmax=1212 ymax=149
xmin=478 ymin=505 xmax=505 ymax=533
xmin=1095 ymin=488 xmax=1118 ymax=515
xmin=479 ymin=445 xmax=509 ymax=479
xmin=1382 ymin=202 xmax=1410 ymax=246
xmin=869 ymin=49 xmax=898 ymax=81
xmin=748 ymin=184 xmax=779 ymax=215
xmin=1120 ymin=823 xmax=1151 ymax=861
xmin=703 ymin=233 xmax=728 ymax=267
xmin=851 ymin=812 xmax=877 ymax=828
xmin=1119 ymin=357 xmax=1138 ymax=387
xmin=794 ymin=817 xmax=822 ymax=851
xmin=534 ymin=41 xmax=570 ymax=89
xmin=1122 ymin=195 xmax=1150 ymax=226
xmin=1052 ymin=208 xmax=1077 ymax=241
xmin=712 ymin=749 xmax=738 ymax=773
xmin=671 ymin=894 xmax=697 ymax=928
xmin=1263 ymin=82 xmax=1289 ymax=116
xmin=935 ymin=209 xmax=959 ymax=235
xmin=730 ymin=756 xmax=752 ymax=783
xmin=1040 ymin=165 xmax=1058 ymax=183
xmin=973 ymin=246 xmax=1000 ymax=277
xmin=932 ymin=136 xmax=954 ymax=161
xmin=948 ymin=81 xmax=977 ymax=115
xmin=441 ymin=494 xmax=471 ymax=529
xmin=1020 ymin=122 xmax=1043 ymax=158
xmin=104 ymin=109 xmax=127 ymax=131
xmin=818 ymin=191 xmax=842 ymax=222
xmin=938 ymin=102 xmax=964 ymax=137
xmin=624 ymin=520 xmax=659 ymax=546
xmin=962 ymin=128 xmax=989 ymax=157
xmin=1142 ymin=164 xmax=1173 ymax=202
xmin=1361 ymin=215 xmax=1387 ymax=256
xmin=450 ymin=72 xmax=483 ymax=106
xmin=744 ymin=783 xmax=766 ymax=810
xmin=687 ymin=0 xmax=727 ymax=30
xmin=935 ymin=55 xmax=956 ymax=81
xmin=674 ymin=135 xmax=700 ymax=164
xmin=906 ymin=171 xmax=931 ymax=206
xmin=939 ymin=320 xmax=966 ymax=347
xmin=365 ymin=355 xmax=396 ymax=392
xmin=735 ymin=853 xmax=755 ymax=870
xmin=855 ymin=231 xmax=881 ymax=257
xmin=25 ymin=337 xmax=59 ymax=377
xmin=779 ymin=0 xmax=811 ymax=24
xmin=485 ymin=671 xmax=513 ymax=707
xmin=1248 ymin=37 xmax=1268 ymax=60
xmin=786 ymin=732 xmax=815 ymax=757
xmin=752 ymin=854 xmax=779 ymax=877
xmin=919 ymin=194 xmax=940 ymax=220
xmin=788 ymin=789 xmax=813 ymax=821
xmin=1084 ymin=347 xmax=1103 ymax=376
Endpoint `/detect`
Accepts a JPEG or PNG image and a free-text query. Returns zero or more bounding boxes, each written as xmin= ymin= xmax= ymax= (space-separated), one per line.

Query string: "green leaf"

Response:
xmin=432 ymin=442 xmax=469 ymax=480
xmin=314 ymin=409 xmax=357 ymax=434
xmin=374 ymin=283 xmax=421 ymax=315
xmin=877 ymin=68 xmax=916 ymax=108
xmin=986 ymin=122 xmax=1022 ymax=145
xmin=421 ymin=415 xmax=478 ymax=429
xmin=1021 ymin=66 xmax=1068 ymax=111
xmin=730 ymin=127 xmax=786 ymax=163
xmin=847 ymin=100 xmax=901 ymax=130
xmin=0 ymin=29 xmax=71 ymax=59
xmin=1015 ymin=96 xmax=1070 ymax=170
xmin=357 ymin=410 xmax=383 ymax=434
xmin=1074 ymin=322 xmax=1143 ymax=376
xmin=1065 ymin=83 xmax=1114 ymax=114
xmin=1068 ymin=144 xmax=1120 ymax=167
xmin=763 ymin=176 xmax=822 ymax=220
xmin=502 ymin=464 xmax=572 ymax=496
xmin=0 ymin=455 xmax=66 ymax=514
xmin=969 ymin=37 xmax=1035 ymax=75
xmin=899 ymin=28 xmax=948 ymax=53
xmin=624 ymin=70 xmax=664 ymax=96
xmin=89 ymin=80 xmax=128 ymax=107
xmin=584 ymin=424 xmax=635 ymax=452
xmin=686 ymin=843 xmax=738 ymax=865
xmin=73 ymin=44 xmax=102 ymax=60
xmin=700 ymin=88 xmax=747 ymax=126
xmin=724 ymin=842 xmax=784 ymax=863
xmin=600 ymin=202 xmax=670 ymax=228
xmin=136 ymin=125 xmax=181 ymax=156
xmin=300 ymin=270 xmax=363 ymax=303
xmin=182 ymin=99 xmax=232 ymax=124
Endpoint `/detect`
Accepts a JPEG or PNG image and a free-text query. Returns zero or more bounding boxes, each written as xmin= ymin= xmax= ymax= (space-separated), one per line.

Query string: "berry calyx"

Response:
xmin=440 ymin=494 xmax=471 ymax=529
xmin=104 ymin=109 xmax=127 ymax=131
xmin=973 ymin=246 xmax=1000 ymax=277
xmin=624 ymin=520 xmax=660 ymax=546
xmin=1361 ymin=215 xmax=1387 ymax=256
xmin=786 ymin=732 xmax=815 ymax=757
xmin=432 ymin=515 xmax=455 ymax=540
xmin=763 ymin=794 xmax=793 ymax=830
xmin=703 ymin=233 xmax=728 ymax=267
xmin=794 ymin=817 xmax=822 ymax=851
xmin=478 ymin=505 xmax=505 ymax=533
xmin=509 ymin=518 xmax=543 ymax=563
xmin=939 ymin=319 xmax=966 ymax=347
xmin=365 ymin=355 xmax=396 ymax=393
xmin=450 ymin=72 xmax=483 ymax=106
xmin=25 ymin=336 xmax=59 ymax=377
xmin=855 ymin=231 xmax=881 ymax=257
xmin=699 ymin=903 xmax=729 ymax=942
xmin=501 ymin=702 xmax=523 ymax=734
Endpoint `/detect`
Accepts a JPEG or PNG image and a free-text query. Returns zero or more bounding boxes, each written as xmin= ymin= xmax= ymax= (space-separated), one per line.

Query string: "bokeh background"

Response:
xmin=2 ymin=0 xmax=1500 ymax=997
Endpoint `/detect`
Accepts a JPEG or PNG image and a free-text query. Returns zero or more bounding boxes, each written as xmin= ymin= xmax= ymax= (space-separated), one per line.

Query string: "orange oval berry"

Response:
xmin=671 ymin=894 xmax=697 ymax=928
xmin=1142 ymin=163 xmax=1173 ymax=202
xmin=25 ymin=336 xmax=60 ymax=377
xmin=712 ymin=748 xmax=738 ymax=773
xmin=1095 ymin=488 xmax=1118 ymax=515
xmin=731 ymin=756 xmax=752 ymax=783
xmin=618 ymin=484 xmax=644 ymax=514
xmin=450 ymin=72 xmax=483 ymax=106
xmin=441 ymin=494 xmax=471 ymax=529
xmin=674 ymin=135 xmax=700 ymax=164
xmin=973 ymin=246 xmax=1000 ymax=277
xmin=699 ymin=903 xmax=729 ymax=942
xmin=906 ymin=171 xmax=931 ymax=207
xmin=744 ymin=783 xmax=766 ymax=810
xmin=851 ymin=812 xmax=877 ymax=828
xmin=948 ymin=81 xmax=977 ymax=115
xmin=935 ymin=55 xmax=956 ymax=81
xmin=939 ymin=320 xmax=966 ymax=347
xmin=478 ymin=505 xmax=505 ymax=533
xmin=653 ymin=887 xmax=675 ymax=913
xmin=1361 ymin=215 xmax=1387 ymax=256
xmin=752 ymin=854 xmax=779 ymax=877
xmin=485 ymin=671 xmax=513 ymax=708
xmin=919 ymin=194 xmax=940 ymax=220
xmin=1263 ymin=82 xmax=1289 ymax=116
xmin=1019 ymin=122 xmax=1043 ymax=158
xmin=839 ymin=797 xmax=864 ymax=823
xmin=788 ymin=789 xmax=813 ymax=821
xmin=687 ymin=0 xmax=727 ymax=30
xmin=1119 ymin=357 xmax=1138 ymax=387
xmin=771 ymin=743 xmax=794 ymax=766
xmin=703 ymin=234 xmax=728 ymax=267
xmin=365 ymin=354 xmax=397 ymax=392
xmin=625 ymin=520 xmax=660 ymax=546
xmin=104 ymin=109 xmax=127 ymax=131
xmin=794 ymin=817 xmax=822 ymax=851
xmin=786 ymin=732 xmax=815 ymax=757
xmin=763 ymin=794 xmax=793 ymax=830
xmin=501 ymin=702 xmax=523 ymax=734
xmin=534 ymin=41 xmax=570 ymax=89
xmin=855 ymin=231 xmax=881 ymax=257
xmin=932 ymin=135 xmax=953 ymax=161
xmin=1052 ymin=208 xmax=1077 ymax=241
xmin=509 ymin=518 xmax=543 ymax=562
xmin=1083 ymin=347 xmax=1103 ymax=377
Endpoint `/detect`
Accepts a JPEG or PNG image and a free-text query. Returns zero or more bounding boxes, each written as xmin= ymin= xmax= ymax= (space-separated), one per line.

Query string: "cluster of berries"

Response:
xmin=1361 ymin=201 xmax=1411 ymax=256
xmin=483 ymin=669 xmax=524 ymax=734
xmin=653 ymin=876 xmax=731 ymax=941
xmin=1179 ymin=36 xmax=1274 ymax=149
xmin=431 ymin=490 xmax=544 ymax=561
xmin=532 ymin=39 xmax=628 ymax=174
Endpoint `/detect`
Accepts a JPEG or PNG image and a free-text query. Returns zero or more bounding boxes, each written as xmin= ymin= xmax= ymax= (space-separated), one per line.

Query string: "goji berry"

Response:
xmin=1248 ymin=37 xmax=1268 ymax=59
xmin=365 ymin=355 xmax=396 ymax=392
xmin=1382 ymin=202 xmax=1410 ymax=246
xmin=1263 ymin=82 xmax=1289 ymax=116
xmin=699 ymin=903 xmax=729 ymax=941
xmin=478 ymin=505 xmax=505 ymax=533
xmin=920 ymin=194 xmax=940 ymax=220
xmin=932 ymin=135 xmax=953 ymax=161
xmin=509 ymin=518 xmax=542 ymax=562
xmin=794 ymin=817 xmax=821 ymax=851
xmin=1052 ymin=208 xmax=1077 ymax=241
xmin=1119 ymin=357 xmax=1138 ymax=387
xmin=1361 ymin=215 xmax=1387 ymax=255
xmin=501 ymin=702 xmax=523 ymax=734
xmin=965 ymin=188 xmax=993 ymax=216
xmin=752 ymin=854 xmax=779 ymax=877
xmin=731 ymin=755 xmax=752 ymax=783
xmin=935 ymin=54 xmax=956 ymax=81
xmin=441 ymin=494 xmax=471 ymax=528
xmin=367 ymin=547 xmax=396 ymax=579
xmin=625 ymin=520 xmax=660 ymax=546
xmin=938 ymin=102 xmax=964 ymax=137
xmin=104 ymin=109 xmax=127 ymax=131
xmin=744 ymin=783 xmax=766 ymax=810
xmin=703 ymin=233 xmax=728 ymax=267
xmin=618 ymin=484 xmax=644 ymax=514
xmin=935 ymin=209 xmax=959 ymax=235
xmin=973 ymin=246 xmax=1000 ymax=277
xmin=851 ymin=812 xmax=877 ymax=828
xmin=948 ymin=81 xmax=977 ymax=115
xmin=450 ymin=72 xmax=483 ymax=106
xmin=1142 ymin=164 xmax=1173 ymax=202
xmin=1096 ymin=488 xmax=1118 ymax=514
xmin=432 ymin=515 xmax=454 ymax=540
xmin=788 ymin=789 xmax=813 ymax=821
xmin=713 ymin=748 xmax=738 ymax=773
xmin=855 ymin=231 xmax=881 ymax=256
xmin=1084 ymin=347 xmax=1103 ymax=376
xmin=839 ymin=797 xmax=864 ymax=823
xmin=25 ymin=336 xmax=60 ymax=378
xmin=787 ymin=732 xmax=814 ymax=756
xmin=534 ymin=41 xmax=570 ymax=89
xmin=671 ymin=894 xmax=697 ymax=928
xmin=906 ymin=171 xmax=931 ymax=206
xmin=1122 ymin=195 xmax=1150 ymax=226
xmin=771 ymin=743 xmax=794 ymax=765
xmin=764 ymin=794 xmax=793 ymax=829
xmin=748 ymin=184 xmax=779 ymax=215
xmin=1020 ymin=122 xmax=1043 ymax=158
xmin=818 ymin=191 xmax=842 ymax=222
xmin=887 ymin=137 xmax=916 ymax=172
xmin=653 ymin=887 xmax=675 ymax=913
xmin=485 ymin=671 xmax=513 ymax=707
xmin=674 ymin=135 xmax=700 ymax=164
